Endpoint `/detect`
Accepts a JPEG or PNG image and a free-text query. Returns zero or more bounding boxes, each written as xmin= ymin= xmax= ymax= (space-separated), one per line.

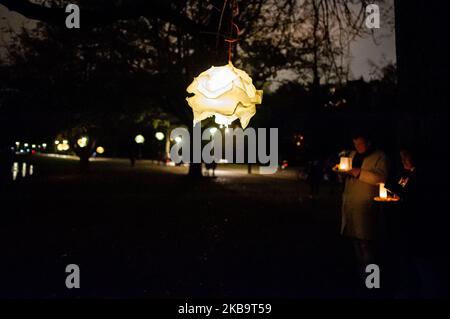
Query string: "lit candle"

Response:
xmin=339 ymin=157 xmax=352 ymax=171
xmin=379 ymin=183 xmax=388 ymax=198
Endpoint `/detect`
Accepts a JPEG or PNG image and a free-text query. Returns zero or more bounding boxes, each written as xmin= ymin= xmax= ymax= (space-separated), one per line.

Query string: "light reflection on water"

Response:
xmin=10 ymin=162 xmax=35 ymax=181
xmin=12 ymin=162 xmax=19 ymax=181
xmin=21 ymin=163 xmax=27 ymax=178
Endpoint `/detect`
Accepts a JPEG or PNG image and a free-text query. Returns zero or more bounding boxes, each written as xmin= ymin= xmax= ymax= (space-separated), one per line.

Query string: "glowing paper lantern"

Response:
xmin=135 ymin=134 xmax=145 ymax=144
xmin=186 ymin=62 xmax=263 ymax=129
xmin=339 ymin=157 xmax=352 ymax=171
xmin=96 ymin=146 xmax=105 ymax=154
xmin=77 ymin=137 xmax=88 ymax=148
xmin=57 ymin=143 xmax=70 ymax=152
xmin=155 ymin=132 xmax=165 ymax=141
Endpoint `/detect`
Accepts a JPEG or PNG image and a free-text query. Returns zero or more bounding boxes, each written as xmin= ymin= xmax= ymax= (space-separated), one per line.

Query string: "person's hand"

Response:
xmin=348 ymin=168 xmax=361 ymax=178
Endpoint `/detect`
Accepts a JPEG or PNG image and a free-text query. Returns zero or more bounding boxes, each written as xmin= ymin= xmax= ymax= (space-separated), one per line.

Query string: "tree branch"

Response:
xmin=0 ymin=0 xmax=203 ymax=35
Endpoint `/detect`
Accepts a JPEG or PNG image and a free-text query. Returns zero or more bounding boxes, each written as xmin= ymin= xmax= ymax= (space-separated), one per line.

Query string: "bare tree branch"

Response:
xmin=0 ymin=0 xmax=203 ymax=34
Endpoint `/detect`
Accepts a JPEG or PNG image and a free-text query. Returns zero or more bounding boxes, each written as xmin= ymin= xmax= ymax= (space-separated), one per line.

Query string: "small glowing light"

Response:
xmin=210 ymin=127 xmax=218 ymax=135
xmin=29 ymin=165 xmax=34 ymax=176
xmin=135 ymin=134 xmax=145 ymax=144
xmin=155 ymin=132 xmax=165 ymax=141
xmin=42 ymin=143 xmax=47 ymax=148
xmin=15 ymin=142 xmax=20 ymax=147
xmin=77 ymin=137 xmax=88 ymax=148
xmin=339 ymin=157 xmax=352 ymax=171
xmin=96 ymin=146 xmax=105 ymax=154
xmin=63 ymin=140 xmax=69 ymax=145
xmin=175 ymin=136 xmax=182 ymax=144
xmin=55 ymin=140 xmax=60 ymax=145
xmin=57 ymin=143 xmax=70 ymax=152
xmin=379 ymin=183 xmax=388 ymax=199
xmin=24 ymin=143 xmax=29 ymax=147
xmin=296 ymin=142 xmax=301 ymax=147
xmin=166 ymin=161 xmax=176 ymax=167
xmin=32 ymin=144 xmax=36 ymax=149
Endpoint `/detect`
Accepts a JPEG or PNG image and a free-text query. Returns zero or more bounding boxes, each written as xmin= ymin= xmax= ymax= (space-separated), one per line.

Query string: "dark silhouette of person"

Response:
xmin=204 ymin=161 xmax=217 ymax=177
xmin=385 ymin=148 xmax=436 ymax=298
xmin=128 ymin=141 xmax=137 ymax=167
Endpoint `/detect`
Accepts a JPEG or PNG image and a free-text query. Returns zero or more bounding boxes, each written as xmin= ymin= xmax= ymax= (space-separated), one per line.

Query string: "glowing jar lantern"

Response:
xmin=186 ymin=62 xmax=263 ymax=129
xmin=339 ymin=157 xmax=352 ymax=171
xmin=379 ymin=183 xmax=388 ymax=199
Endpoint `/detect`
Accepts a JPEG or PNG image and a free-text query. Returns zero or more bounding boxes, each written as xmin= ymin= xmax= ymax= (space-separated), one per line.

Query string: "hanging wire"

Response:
xmin=216 ymin=0 xmax=240 ymax=63
xmin=225 ymin=23 xmax=239 ymax=63
xmin=216 ymin=0 xmax=229 ymax=48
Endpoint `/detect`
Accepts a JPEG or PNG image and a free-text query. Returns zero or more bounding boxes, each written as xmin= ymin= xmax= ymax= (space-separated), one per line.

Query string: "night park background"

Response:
xmin=0 ymin=0 xmax=448 ymax=301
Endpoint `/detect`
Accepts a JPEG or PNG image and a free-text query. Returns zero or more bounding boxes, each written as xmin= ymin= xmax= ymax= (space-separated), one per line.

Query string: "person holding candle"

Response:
xmin=385 ymin=148 xmax=437 ymax=298
xmin=340 ymin=133 xmax=389 ymax=283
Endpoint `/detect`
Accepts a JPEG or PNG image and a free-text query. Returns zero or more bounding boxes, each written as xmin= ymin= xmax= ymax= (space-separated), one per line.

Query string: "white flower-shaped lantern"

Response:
xmin=186 ymin=62 xmax=263 ymax=129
